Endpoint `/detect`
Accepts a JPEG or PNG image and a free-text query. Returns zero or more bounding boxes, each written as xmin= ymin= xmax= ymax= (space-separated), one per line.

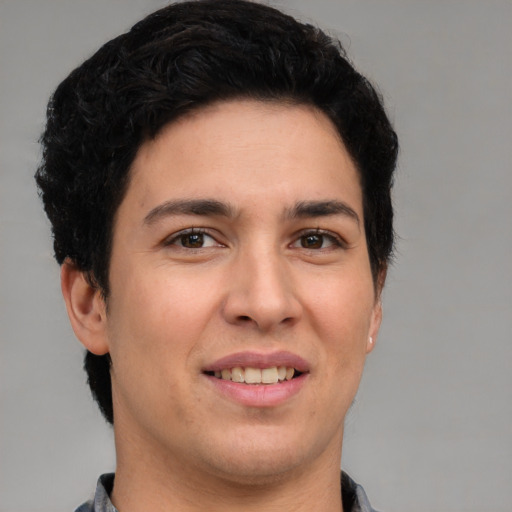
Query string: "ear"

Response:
xmin=366 ymin=267 xmax=386 ymax=354
xmin=60 ymin=260 xmax=110 ymax=355
xmin=366 ymin=299 xmax=382 ymax=354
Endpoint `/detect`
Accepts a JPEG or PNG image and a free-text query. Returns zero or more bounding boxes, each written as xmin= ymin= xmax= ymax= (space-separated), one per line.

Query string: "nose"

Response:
xmin=221 ymin=246 xmax=302 ymax=332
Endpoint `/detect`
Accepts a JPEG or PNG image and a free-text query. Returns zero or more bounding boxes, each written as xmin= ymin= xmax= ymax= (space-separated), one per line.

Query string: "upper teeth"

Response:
xmin=214 ymin=366 xmax=295 ymax=384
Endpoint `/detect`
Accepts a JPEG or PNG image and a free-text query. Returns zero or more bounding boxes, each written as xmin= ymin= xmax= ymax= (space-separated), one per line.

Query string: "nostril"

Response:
xmin=238 ymin=315 xmax=252 ymax=322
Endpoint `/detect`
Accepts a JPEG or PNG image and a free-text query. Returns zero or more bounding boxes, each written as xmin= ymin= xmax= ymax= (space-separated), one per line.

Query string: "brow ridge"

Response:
xmin=287 ymin=200 xmax=360 ymax=225
xmin=143 ymin=198 xmax=359 ymax=226
xmin=144 ymin=199 xmax=234 ymax=225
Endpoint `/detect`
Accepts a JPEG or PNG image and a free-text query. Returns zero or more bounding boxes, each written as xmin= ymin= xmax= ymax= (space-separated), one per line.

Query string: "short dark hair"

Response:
xmin=36 ymin=0 xmax=398 ymax=424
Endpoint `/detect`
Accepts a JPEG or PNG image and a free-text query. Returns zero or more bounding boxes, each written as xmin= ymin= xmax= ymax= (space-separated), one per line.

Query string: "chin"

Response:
xmin=196 ymin=427 xmax=321 ymax=485
xmin=205 ymin=452 xmax=305 ymax=486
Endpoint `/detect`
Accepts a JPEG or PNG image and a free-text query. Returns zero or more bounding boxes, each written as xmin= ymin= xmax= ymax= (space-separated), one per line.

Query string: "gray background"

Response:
xmin=1 ymin=1 xmax=511 ymax=511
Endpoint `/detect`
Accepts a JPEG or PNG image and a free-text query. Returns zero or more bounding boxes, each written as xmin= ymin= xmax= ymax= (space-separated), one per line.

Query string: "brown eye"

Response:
xmin=166 ymin=229 xmax=220 ymax=249
xmin=301 ymin=233 xmax=324 ymax=249
xmin=180 ymin=232 xmax=205 ymax=248
xmin=292 ymin=230 xmax=342 ymax=250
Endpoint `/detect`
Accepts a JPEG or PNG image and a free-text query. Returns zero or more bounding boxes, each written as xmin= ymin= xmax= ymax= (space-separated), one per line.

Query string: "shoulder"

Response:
xmin=341 ymin=471 xmax=382 ymax=512
xmin=74 ymin=473 xmax=117 ymax=512
xmin=74 ymin=503 xmax=93 ymax=512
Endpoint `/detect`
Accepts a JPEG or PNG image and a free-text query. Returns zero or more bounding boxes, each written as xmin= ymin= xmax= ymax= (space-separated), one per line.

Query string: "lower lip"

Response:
xmin=205 ymin=374 xmax=308 ymax=407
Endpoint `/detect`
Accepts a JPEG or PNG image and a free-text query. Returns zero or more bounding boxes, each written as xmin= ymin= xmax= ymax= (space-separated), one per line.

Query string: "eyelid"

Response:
xmin=292 ymin=228 xmax=348 ymax=249
xmin=162 ymin=227 xmax=223 ymax=248
xmin=161 ymin=227 xmax=347 ymax=250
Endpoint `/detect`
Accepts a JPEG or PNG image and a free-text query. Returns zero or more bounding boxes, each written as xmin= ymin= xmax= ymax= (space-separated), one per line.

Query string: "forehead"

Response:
xmin=122 ymin=99 xmax=362 ymax=219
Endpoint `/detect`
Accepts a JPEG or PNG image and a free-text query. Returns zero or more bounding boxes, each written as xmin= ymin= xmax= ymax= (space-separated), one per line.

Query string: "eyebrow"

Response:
xmin=286 ymin=200 xmax=360 ymax=226
xmin=143 ymin=198 xmax=360 ymax=227
xmin=143 ymin=199 xmax=235 ymax=225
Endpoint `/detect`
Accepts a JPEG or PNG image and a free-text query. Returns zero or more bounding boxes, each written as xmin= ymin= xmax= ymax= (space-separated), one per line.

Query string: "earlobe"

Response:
xmin=60 ymin=260 xmax=110 ymax=355
xmin=366 ymin=300 xmax=382 ymax=354
xmin=367 ymin=267 xmax=386 ymax=353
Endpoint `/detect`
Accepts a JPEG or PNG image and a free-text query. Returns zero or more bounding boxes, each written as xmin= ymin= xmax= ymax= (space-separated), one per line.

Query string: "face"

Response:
xmin=96 ymin=100 xmax=381 ymax=484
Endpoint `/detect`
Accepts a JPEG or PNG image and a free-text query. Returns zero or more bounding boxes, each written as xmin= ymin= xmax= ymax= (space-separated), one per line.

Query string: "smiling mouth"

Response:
xmin=204 ymin=366 xmax=303 ymax=384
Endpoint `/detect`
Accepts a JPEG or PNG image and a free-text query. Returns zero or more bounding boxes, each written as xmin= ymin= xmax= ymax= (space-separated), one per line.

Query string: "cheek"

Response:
xmin=105 ymin=270 xmax=220 ymax=426
xmin=107 ymin=267 xmax=221 ymax=363
xmin=304 ymin=272 xmax=375 ymax=361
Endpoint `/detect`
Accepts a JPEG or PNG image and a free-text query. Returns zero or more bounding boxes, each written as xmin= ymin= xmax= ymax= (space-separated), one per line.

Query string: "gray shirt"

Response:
xmin=75 ymin=472 xmax=380 ymax=512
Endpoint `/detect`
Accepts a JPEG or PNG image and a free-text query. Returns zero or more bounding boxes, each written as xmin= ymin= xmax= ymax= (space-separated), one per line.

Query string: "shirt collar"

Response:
xmin=76 ymin=471 xmax=378 ymax=512
xmin=75 ymin=474 xmax=117 ymax=512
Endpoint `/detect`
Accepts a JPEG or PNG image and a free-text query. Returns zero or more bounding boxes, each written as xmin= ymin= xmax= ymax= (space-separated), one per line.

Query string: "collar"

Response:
xmin=75 ymin=471 xmax=379 ymax=512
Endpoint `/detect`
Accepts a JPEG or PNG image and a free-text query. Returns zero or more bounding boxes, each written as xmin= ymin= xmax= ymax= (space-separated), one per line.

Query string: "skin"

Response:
xmin=62 ymin=100 xmax=383 ymax=512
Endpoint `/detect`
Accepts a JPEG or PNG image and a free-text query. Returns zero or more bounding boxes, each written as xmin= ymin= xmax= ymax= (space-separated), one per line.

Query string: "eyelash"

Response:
xmin=163 ymin=228 xmax=219 ymax=249
xmin=162 ymin=227 xmax=346 ymax=251
xmin=293 ymin=229 xmax=346 ymax=250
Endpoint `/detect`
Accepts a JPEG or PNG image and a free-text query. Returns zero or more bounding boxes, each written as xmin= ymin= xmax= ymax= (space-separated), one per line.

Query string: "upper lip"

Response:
xmin=203 ymin=351 xmax=310 ymax=373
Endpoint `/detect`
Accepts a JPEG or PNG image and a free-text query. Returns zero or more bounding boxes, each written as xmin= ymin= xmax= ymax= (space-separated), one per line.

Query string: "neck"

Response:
xmin=111 ymin=429 xmax=345 ymax=512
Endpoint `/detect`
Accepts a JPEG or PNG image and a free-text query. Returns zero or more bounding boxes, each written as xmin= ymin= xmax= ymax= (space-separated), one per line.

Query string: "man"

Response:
xmin=36 ymin=1 xmax=398 ymax=510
